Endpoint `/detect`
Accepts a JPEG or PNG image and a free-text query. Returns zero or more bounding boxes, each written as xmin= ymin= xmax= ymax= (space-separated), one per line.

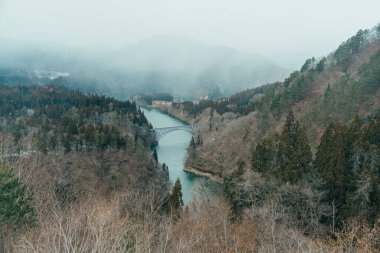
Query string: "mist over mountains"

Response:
xmin=0 ymin=34 xmax=289 ymax=99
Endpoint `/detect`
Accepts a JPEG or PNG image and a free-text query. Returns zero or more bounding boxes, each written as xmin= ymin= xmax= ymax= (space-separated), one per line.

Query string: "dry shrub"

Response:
xmin=169 ymin=199 xmax=258 ymax=253
xmin=14 ymin=196 xmax=129 ymax=253
xmin=4 ymin=154 xmax=378 ymax=253
xmin=10 ymin=195 xmax=260 ymax=253
xmin=320 ymin=220 xmax=380 ymax=253
xmin=6 ymin=183 xmax=379 ymax=253
xmin=12 ymin=191 xmax=170 ymax=253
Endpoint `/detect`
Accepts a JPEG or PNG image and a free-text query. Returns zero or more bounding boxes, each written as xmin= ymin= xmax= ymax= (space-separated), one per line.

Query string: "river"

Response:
xmin=142 ymin=107 xmax=220 ymax=204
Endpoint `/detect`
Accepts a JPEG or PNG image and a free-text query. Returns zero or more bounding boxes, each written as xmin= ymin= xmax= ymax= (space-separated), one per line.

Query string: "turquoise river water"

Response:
xmin=142 ymin=107 xmax=220 ymax=204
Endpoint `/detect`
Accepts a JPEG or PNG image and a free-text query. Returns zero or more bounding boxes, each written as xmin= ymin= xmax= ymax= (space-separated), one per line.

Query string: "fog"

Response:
xmin=0 ymin=0 xmax=379 ymax=99
xmin=1 ymin=0 xmax=379 ymax=68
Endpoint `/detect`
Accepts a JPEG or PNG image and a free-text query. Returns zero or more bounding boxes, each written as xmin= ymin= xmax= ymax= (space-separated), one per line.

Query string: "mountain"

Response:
xmin=2 ymin=25 xmax=380 ymax=253
xmin=109 ymin=34 xmax=289 ymax=98
xmin=158 ymin=24 xmax=380 ymax=178
xmin=149 ymin=24 xmax=380 ymax=252
xmin=0 ymin=35 xmax=289 ymax=99
xmin=0 ymin=37 xmax=84 ymax=70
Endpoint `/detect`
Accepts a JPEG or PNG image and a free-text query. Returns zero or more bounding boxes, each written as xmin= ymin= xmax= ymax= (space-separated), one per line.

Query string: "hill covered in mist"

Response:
xmin=159 ymin=24 xmax=380 ymax=177
xmin=150 ymin=24 xmax=380 ymax=252
xmin=0 ymin=35 xmax=289 ymax=99
xmin=108 ymin=34 xmax=289 ymax=98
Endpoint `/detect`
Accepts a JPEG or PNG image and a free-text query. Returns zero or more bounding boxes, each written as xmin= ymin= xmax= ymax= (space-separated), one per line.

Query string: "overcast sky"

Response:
xmin=0 ymin=0 xmax=379 ymax=68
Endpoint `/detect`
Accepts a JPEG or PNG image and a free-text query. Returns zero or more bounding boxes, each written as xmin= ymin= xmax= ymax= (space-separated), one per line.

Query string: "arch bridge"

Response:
xmin=152 ymin=124 xmax=199 ymax=141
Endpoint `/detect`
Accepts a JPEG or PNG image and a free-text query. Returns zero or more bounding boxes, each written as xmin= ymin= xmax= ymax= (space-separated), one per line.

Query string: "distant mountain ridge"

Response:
xmin=157 ymin=23 xmax=380 ymax=179
xmin=0 ymin=34 xmax=289 ymax=99
xmin=110 ymin=34 xmax=289 ymax=98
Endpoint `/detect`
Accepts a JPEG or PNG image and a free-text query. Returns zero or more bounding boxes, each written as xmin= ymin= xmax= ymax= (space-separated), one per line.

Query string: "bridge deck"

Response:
xmin=152 ymin=124 xmax=199 ymax=141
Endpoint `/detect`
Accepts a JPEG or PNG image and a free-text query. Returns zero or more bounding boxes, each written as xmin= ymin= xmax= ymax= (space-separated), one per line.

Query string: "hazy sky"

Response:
xmin=0 ymin=0 xmax=379 ymax=68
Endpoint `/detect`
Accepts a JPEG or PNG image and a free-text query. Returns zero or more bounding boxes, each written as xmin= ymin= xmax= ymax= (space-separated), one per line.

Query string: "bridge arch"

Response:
xmin=152 ymin=124 xmax=199 ymax=141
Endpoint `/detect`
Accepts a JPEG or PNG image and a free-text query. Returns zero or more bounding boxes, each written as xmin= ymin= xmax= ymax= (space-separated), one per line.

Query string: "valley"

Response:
xmin=0 ymin=6 xmax=380 ymax=251
xmin=141 ymin=107 xmax=221 ymax=204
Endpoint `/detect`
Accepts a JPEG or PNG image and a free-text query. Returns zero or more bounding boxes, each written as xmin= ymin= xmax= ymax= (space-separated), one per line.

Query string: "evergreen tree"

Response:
xmin=363 ymin=118 xmax=380 ymax=147
xmin=196 ymin=135 xmax=203 ymax=146
xmin=224 ymin=161 xmax=248 ymax=222
xmin=348 ymin=115 xmax=362 ymax=146
xmin=153 ymin=149 xmax=158 ymax=162
xmin=190 ymin=137 xmax=196 ymax=148
xmin=276 ymin=111 xmax=312 ymax=183
xmin=0 ymin=164 xmax=36 ymax=250
xmin=348 ymin=117 xmax=380 ymax=224
xmin=167 ymin=178 xmax=184 ymax=215
xmin=315 ymin=117 xmax=380 ymax=227
xmin=316 ymin=57 xmax=326 ymax=72
xmin=350 ymin=144 xmax=380 ymax=224
xmin=187 ymin=137 xmax=197 ymax=164
xmin=314 ymin=123 xmax=351 ymax=227
xmin=251 ymin=136 xmax=278 ymax=175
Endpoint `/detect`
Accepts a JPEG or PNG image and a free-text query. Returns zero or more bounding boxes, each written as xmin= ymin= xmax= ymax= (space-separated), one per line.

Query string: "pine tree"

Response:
xmin=314 ymin=123 xmax=351 ymax=227
xmin=363 ymin=118 xmax=380 ymax=147
xmin=0 ymin=165 xmax=36 ymax=228
xmin=190 ymin=137 xmax=196 ymax=148
xmin=224 ymin=161 xmax=247 ymax=222
xmin=153 ymin=149 xmax=158 ymax=162
xmin=0 ymin=165 xmax=36 ymax=250
xmin=167 ymin=178 xmax=184 ymax=215
xmin=348 ymin=115 xmax=362 ymax=146
xmin=315 ymin=124 xmax=347 ymax=192
xmin=251 ymin=136 xmax=278 ymax=175
xmin=348 ymin=117 xmax=380 ymax=224
xmin=187 ymin=137 xmax=197 ymax=164
xmin=350 ymin=144 xmax=380 ymax=224
xmin=196 ymin=135 xmax=203 ymax=146
xmin=276 ymin=111 xmax=312 ymax=183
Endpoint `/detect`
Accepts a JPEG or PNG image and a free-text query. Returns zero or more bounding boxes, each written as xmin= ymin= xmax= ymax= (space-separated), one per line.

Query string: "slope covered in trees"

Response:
xmin=0 ymin=35 xmax=290 ymax=100
xmin=153 ymin=24 xmax=380 ymax=251
xmin=0 ymin=83 xmax=177 ymax=251
xmin=249 ymin=113 xmax=380 ymax=227
xmin=167 ymin=23 xmax=380 ymax=177
xmin=163 ymin=24 xmax=380 ymax=122
xmin=0 ymin=84 xmax=154 ymax=153
xmin=2 ymin=24 xmax=380 ymax=252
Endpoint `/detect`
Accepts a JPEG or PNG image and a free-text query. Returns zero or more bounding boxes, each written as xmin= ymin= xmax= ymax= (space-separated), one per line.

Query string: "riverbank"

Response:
xmin=142 ymin=107 xmax=209 ymax=204
xmin=184 ymin=166 xmax=224 ymax=184
xmin=142 ymin=106 xmax=224 ymax=185
xmin=148 ymin=104 xmax=194 ymax=124
xmin=146 ymin=105 xmax=224 ymax=184
xmin=141 ymin=104 xmax=192 ymax=124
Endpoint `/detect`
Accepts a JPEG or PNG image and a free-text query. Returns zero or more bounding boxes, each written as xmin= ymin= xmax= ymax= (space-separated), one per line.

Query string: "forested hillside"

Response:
xmin=152 ymin=24 xmax=380 ymax=252
xmin=163 ymin=24 xmax=380 ymax=173
xmin=0 ymin=84 xmax=172 ymax=251
xmin=2 ymin=23 xmax=380 ymax=253
xmin=0 ymin=35 xmax=289 ymax=100
xmin=0 ymin=84 xmax=166 ymax=197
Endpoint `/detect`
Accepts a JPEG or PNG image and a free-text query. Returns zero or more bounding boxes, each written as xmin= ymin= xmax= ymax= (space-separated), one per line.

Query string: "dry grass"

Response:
xmin=8 ymin=193 xmax=258 ymax=253
xmin=4 ymin=172 xmax=379 ymax=253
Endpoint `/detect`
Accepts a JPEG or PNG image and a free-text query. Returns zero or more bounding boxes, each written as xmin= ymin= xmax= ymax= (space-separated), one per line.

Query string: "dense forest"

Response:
xmin=227 ymin=112 xmax=380 ymax=228
xmin=1 ymin=22 xmax=380 ymax=252
xmin=135 ymin=93 xmax=174 ymax=105
xmin=0 ymin=84 xmax=176 ymax=252
xmin=170 ymin=24 xmax=380 ymax=121
xmin=159 ymin=24 xmax=380 ymax=252
xmin=0 ymin=84 xmax=153 ymax=154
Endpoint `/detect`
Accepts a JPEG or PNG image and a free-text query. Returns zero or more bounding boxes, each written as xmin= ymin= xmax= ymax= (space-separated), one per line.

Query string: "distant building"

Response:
xmin=152 ymin=100 xmax=173 ymax=107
